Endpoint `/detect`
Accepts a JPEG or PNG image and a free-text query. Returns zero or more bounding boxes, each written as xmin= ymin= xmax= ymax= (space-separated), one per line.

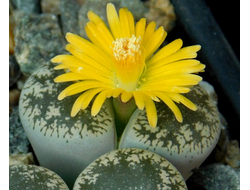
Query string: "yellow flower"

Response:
xmin=51 ymin=3 xmax=205 ymax=128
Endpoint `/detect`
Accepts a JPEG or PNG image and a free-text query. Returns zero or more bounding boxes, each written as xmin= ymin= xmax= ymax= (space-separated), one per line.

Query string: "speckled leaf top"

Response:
xmin=9 ymin=165 xmax=69 ymax=190
xmin=119 ymin=83 xmax=221 ymax=179
xmin=73 ymin=148 xmax=187 ymax=190
xmin=122 ymin=85 xmax=220 ymax=153
xmin=19 ymin=63 xmax=115 ymax=139
xmin=18 ymin=63 xmax=116 ymax=188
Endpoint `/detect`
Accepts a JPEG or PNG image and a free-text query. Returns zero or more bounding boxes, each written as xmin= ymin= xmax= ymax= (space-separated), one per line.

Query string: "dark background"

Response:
xmin=204 ymin=0 xmax=239 ymax=60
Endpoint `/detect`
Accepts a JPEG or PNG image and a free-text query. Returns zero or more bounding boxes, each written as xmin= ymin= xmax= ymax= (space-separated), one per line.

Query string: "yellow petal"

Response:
xmin=112 ymin=88 xmax=124 ymax=98
xmin=54 ymin=72 xmax=86 ymax=82
xmin=71 ymin=93 xmax=88 ymax=117
xmin=140 ymin=91 xmax=160 ymax=102
xmin=67 ymin=81 xmax=111 ymax=97
xmin=85 ymin=21 xmax=113 ymax=53
xmin=127 ymin=10 xmax=135 ymax=36
xmin=168 ymin=93 xmax=197 ymax=111
xmin=135 ymin=18 xmax=146 ymax=39
xmin=84 ymin=25 xmax=102 ymax=46
xmin=149 ymin=45 xmax=201 ymax=70
xmin=65 ymin=44 xmax=113 ymax=75
xmin=154 ymin=91 xmax=183 ymax=122
xmin=51 ymin=55 xmax=82 ymax=66
xmin=58 ymin=81 xmax=86 ymax=100
xmin=106 ymin=89 xmax=113 ymax=98
xmin=142 ymin=21 xmax=156 ymax=46
xmin=69 ymin=67 xmax=115 ymax=86
xmin=132 ymin=91 xmax=145 ymax=110
xmin=144 ymin=74 xmax=202 ymax=87
xmin=144 ymin=26 xmax=167 ymax=60
xmin=107 ymin=3 xmax=122 ymax=39
xmin=169 ymin=44 xmax=201 ymax=60
xmin=53 ymin=64 xmax=69 ymax=70
xmin=65 ymin=33 xmax=112 ymax=68
xmin=119 ymin=8 xmax=131 ymax=37
xmin=91 ymin=90 xmax=108 ymax=116
xmin=51 ymin=55 xmax=74 ymax=63
xmin=87 ymin=10 xmax=105 ymax=25
xmin=95 ymin=21 xmax=114 ymax=44
xmin=145 ymin=60 xmax=204 ymax=77
xmin=147 ymin=39 xmax=183 ymax=66
xmin=121 ymin=91 xmax=133 ymax=103
xmin=58 ymin=81 xmax=110 ymax=100
xmin=144 ymin=96 xmax=157 ymax=128
xmin=152 ymin=64 xmax=205 ymax=81
xmin=81 ymin=88 xmax=105 ymax=110
xmin=139 ymin=85 xmax=190 ymax=93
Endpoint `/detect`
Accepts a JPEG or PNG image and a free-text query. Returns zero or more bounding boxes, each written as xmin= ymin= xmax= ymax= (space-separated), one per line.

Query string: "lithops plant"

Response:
xmin=18 ymin=3 xmax=222 ymax=188
xmin=73 ymin=148 xmax=187 ymax=190
xmin=9 ymin=164 xmax=69 ymax=190
xmin=19 ymin=63 xmax=116 ymax=188
xmin=19 ymin=62 xmax=221 ymax=188
xmin=119 ymin=81 xmax=221 ymax=180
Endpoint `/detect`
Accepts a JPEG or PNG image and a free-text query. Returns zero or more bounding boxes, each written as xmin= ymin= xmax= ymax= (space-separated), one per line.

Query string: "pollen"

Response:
xmin=112 ymin=35 xmax=142 ymax=62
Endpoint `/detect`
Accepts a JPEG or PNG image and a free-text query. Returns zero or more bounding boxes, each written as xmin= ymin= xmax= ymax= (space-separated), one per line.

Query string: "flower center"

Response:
xmin=111 ymin=35 xmax=145 ymax=91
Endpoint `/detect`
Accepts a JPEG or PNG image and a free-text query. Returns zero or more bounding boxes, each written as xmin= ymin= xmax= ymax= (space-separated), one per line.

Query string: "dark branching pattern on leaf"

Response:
xmin=19 ymin=64 xmax=112 ymax=139
xmin=74 ymin=148 xmax=187 ymax=190
xmin=132 ymin=85 xmax=220 ymax=155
